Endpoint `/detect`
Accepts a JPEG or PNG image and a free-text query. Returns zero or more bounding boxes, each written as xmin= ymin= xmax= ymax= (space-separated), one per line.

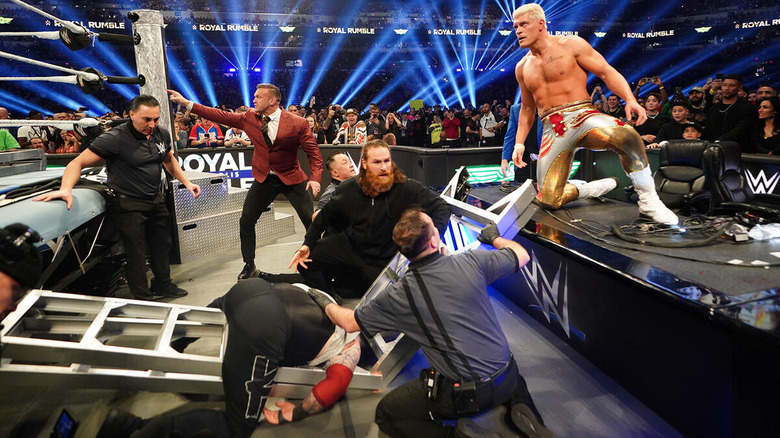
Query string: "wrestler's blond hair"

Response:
xmin=513 ymin=3 xmax=547 ymax=27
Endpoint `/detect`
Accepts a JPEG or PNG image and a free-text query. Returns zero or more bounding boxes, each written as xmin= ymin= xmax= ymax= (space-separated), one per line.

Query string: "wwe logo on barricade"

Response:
xmin=744 ymin=169 xmax=780 ymax=194
xmin=521 ymin=251 xmax=571 ymax=338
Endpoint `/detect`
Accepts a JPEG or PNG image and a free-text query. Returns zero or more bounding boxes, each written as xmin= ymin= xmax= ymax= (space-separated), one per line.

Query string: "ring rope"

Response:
xmin=0 ymin=50 xmax=100 ymax=81
xmin=0 ymin=119 xmax=100 ymax=128
xmin=7 ymin=0 xmax=90 ymax=36
xmin=0 ymin=76 xmax=79 ymax=84
xmin=0 ymin=31 xmax=60 ymax=39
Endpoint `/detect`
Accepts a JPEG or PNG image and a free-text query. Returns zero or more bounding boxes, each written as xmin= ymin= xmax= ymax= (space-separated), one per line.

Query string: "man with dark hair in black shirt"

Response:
xmin=705 ymin=75 xmax=756 ymax=151
xmin=35 ymin=95 xmax=201 ymax=300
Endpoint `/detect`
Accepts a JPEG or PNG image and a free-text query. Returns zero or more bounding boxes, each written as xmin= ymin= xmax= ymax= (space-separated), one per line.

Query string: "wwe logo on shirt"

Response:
xmin=744 ymin=169 xmax=780 ymax=194
xmin=520 ymin=251 xmax=571 ymax=338
xmin=156 ymin=142 xmax=166 ymax=155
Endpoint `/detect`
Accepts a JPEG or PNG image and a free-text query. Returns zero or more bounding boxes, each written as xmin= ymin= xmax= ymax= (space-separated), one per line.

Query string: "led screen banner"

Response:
xmin=177 ymin=147 xmax=254 ymax=188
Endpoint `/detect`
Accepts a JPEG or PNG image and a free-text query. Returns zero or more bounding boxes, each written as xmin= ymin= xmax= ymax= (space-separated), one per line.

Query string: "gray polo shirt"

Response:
xmin=316 ymin=179 xmax=341 ymax=211
xmin=355 ymin=248 xmax=518 ymax=380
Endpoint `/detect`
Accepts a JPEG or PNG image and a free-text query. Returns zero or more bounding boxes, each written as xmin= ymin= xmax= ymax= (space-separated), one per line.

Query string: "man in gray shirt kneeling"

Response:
xmin=307 ymin=208 xmax=553 ymax=438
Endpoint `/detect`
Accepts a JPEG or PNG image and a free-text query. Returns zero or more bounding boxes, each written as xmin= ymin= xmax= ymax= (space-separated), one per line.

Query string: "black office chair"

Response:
xmin=702 ymin=141 xmax=780 ymax=223
xmin=625 ymin=139 xmax=711 ymax=214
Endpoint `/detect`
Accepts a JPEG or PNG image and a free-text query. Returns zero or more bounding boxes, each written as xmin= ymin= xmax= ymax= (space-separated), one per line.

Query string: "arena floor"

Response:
xmin=0 ymin=200 xmax=682 ymax=438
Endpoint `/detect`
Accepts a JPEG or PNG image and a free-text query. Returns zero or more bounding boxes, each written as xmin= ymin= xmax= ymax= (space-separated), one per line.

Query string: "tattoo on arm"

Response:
xmin=302 ymin=340 xmax=361 ymax=415
xmin=325 ymin=339 xmax=360 ymax=370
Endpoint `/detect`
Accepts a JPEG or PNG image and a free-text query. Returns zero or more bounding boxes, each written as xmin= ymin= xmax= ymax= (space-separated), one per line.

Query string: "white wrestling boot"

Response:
xmin=576 ymin=177 xmax=619 ymax=199
xmin=628 ymin=167 xmax=679 ymax=225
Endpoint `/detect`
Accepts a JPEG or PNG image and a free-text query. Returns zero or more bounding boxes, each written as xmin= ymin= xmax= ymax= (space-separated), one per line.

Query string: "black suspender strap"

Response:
xmin=409 ymin=270 xmax=479 ymax=381
xmin=401 ymin=276 xmax=460 ymax=376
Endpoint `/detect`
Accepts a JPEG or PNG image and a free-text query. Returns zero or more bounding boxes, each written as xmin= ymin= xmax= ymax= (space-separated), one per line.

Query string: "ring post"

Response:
xmin=130 ymin=9 xmax=175 ymax=148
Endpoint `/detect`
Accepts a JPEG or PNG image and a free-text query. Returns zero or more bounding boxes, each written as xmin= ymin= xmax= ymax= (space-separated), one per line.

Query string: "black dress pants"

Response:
xmin=374 ymin=359 xmax=541 ymax=438
xmin=299 ymin=232 xmax=386 ymax=298
xmin=107 ymin=196 xmax=172 ymax=299
xmin=134 ymin=280 xmax=288 ymax=438
xmin=240 ymin=175 xmax=313 ymax=264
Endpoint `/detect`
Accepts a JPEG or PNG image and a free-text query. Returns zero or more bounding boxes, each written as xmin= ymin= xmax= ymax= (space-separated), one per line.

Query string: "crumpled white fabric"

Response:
xmin=748 ymin=223 xmax=780 ymax=241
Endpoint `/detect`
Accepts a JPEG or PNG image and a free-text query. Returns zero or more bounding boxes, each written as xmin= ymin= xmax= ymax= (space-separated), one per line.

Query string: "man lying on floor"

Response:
xmin=101 ymin=279 xmax=359 ymax=438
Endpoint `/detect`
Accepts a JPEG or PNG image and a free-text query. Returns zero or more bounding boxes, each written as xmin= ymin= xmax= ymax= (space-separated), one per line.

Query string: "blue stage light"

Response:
xmin=178 ymin=24 xmax=218 ymax=107
xmin=337 ymin=28 xmax=410 ymax=107
xmin=166 ymin=48 xmax=201 ymax=106
xmin=288 ymin=14 xmax=324 ymax=108
xmin=659 ymin=27 xmax=766 ymax=91
xmin=300 ymin=0 xmax=372 ymax=109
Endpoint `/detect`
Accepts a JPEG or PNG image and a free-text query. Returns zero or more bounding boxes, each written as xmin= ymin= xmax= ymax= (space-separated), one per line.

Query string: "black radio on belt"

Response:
xmin=420 ymin=368 xmax=440 ymax=401
xmin=452 ymin=380 xmax=479 ymax=414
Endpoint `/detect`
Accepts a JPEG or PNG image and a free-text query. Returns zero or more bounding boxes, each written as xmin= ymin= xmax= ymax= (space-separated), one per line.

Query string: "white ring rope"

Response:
xmin=0 ymin=50 xmax=100 ymax=82
xmin=0 ymin=119 xmax=100 ymax=128
xmin=0 ymin=31 xmax=60 ymax=39
xmin=7 ymin=0 xmax=91 ymax=36
xmin=0 ymin=76 xmax=79 ymax=84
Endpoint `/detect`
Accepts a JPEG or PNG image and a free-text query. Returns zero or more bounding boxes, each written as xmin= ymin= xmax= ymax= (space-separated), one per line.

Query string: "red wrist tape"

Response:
xmin=311 ymin=363 xmax=353 ymax=408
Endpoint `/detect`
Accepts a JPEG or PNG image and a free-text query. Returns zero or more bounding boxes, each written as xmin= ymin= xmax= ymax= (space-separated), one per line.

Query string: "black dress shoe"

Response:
xmin=160 ymin=286 xmax=189 ymax=298
xmin=455 ymin=418 xmax=502 ymax=438
xmin=150 ymin=284 xmax=188 ymax=298
xmin=510 ymin=403 xmax=554 ymax=438
xmin=98 ymin=409 xmax=148 ymax=438
xmin=132 ymin=293 xmax=165 ymax=301
xmin=238 ymin=263 xmax=259 ymax=280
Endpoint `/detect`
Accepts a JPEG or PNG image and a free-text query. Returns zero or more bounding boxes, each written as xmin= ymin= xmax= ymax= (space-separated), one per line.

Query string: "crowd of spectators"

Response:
xmin=3 ymin=72 xmax=775 ymax=157
xmin=590 ymin=75 xmax=779 ymax=154
xmin=0 ymin=1 xmax=776 ymax=155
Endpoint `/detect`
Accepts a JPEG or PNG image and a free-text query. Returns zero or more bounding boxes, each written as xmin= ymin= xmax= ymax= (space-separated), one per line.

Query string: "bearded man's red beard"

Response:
xmin=358 ymin=164 xmax=407 ymax=198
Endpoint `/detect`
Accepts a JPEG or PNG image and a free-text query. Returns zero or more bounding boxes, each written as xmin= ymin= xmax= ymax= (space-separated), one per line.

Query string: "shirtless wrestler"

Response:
xmin=510 ymin=3 xmax=677 ymax=225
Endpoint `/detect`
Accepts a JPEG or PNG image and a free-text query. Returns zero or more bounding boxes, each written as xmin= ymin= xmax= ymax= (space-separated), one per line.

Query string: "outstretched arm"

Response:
xmin=168 ymin=89 xmax=245 ymax=129
xmin=263 ymin=339 xmax=360 ymax=424
xmin=571 ymin=37 xmax=646 ymax=125
xmin=33 ymin=149 xmax=103 ymax=209
xmin=478 ymin=222 xmax=530 ymax=268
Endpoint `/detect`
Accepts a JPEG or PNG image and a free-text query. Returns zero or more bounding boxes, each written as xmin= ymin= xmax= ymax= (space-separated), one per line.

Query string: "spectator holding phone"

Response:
xmin=189 ymin=117 xmax=224 ymax=148
xmin=633 ymin=76 xmax=668 ymax=106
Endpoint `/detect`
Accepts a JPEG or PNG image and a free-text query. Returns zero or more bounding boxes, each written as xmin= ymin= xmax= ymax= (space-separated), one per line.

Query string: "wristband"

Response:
xmin=659 ymin=86 xmax=665 ymax=90
xmin=276 ymin=404 xmax=309 ymax=424
xmin=292 ymin=404 xmax=310 ymax=422
xmin=514 ymin=143 xmax=525 ymax=150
